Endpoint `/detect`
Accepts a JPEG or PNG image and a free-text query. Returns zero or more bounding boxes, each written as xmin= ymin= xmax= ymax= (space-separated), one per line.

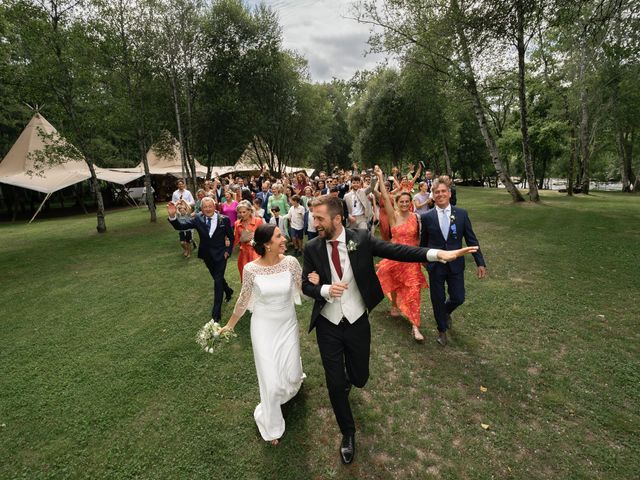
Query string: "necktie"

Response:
xmin=440 ymin=209 xmax=450 ymax=240
xmin=330 ymin=240 xmax=343 ymax=279
xmin=206 ymin=216 xmax=212 ymax=233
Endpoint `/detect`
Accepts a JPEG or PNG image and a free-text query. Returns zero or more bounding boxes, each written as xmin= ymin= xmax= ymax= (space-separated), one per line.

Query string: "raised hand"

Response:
xmin=373 ymin=165 xmax=383 ymax=178
xmin=437 ymin=246 xmax=479 ymax=263
xmin=167 ymin=202 xmax=177 ymax=217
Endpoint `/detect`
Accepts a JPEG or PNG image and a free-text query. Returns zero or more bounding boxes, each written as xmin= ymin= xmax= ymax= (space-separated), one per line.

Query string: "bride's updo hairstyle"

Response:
xmin=253 ymin=223 xmax=277 ymax=256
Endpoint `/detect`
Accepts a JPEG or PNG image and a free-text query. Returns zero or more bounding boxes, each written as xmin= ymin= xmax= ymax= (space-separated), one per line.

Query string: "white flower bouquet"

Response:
xmin=196 ymin=319 xmax=236 ymax=353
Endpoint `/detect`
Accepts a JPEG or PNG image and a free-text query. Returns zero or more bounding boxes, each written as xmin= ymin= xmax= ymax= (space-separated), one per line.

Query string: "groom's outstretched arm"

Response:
xmin=369 ymin=233 xmax=441 ymax=263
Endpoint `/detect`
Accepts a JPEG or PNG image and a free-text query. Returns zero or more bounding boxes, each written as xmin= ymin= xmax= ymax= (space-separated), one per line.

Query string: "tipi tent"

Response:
xmin=0 ymin=113 xmax=145 ymax=192
xmin=232 ymin=140 xmax=314 ymax=177
xmin=113 ymin=133 xmax=209 ymax=178
xmin=0 ymin=113 xmax=144 ymax=220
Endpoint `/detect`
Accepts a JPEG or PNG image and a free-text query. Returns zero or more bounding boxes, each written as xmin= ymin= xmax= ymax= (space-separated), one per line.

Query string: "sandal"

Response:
xmin=390 ymin=306 xmax=402 ymax=317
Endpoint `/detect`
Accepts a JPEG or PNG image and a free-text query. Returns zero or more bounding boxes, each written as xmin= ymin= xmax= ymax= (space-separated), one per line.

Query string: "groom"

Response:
xmin=302 ymin=194 xmax=476 ymax=464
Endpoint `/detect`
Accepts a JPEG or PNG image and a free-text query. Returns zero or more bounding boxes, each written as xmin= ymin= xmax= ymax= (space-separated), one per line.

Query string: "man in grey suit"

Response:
xmin=344 ymin=175 xmax=377 ymax=230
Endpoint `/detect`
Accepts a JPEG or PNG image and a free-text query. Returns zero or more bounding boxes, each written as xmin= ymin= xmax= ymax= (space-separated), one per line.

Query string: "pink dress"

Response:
xmin=375 ymin=214 xmax=428 ymax=327
xmin=221 ymin=201 xmax=238 ymax=225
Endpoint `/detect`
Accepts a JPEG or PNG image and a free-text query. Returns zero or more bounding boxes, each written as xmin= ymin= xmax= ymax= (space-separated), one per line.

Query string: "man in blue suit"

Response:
xmin=255 ymin=180 xmax=272 ymax=223
xmin=420 ymin=178 xmax=487 ymax=345
xmin=167 ymin=197 xmax=234 ymax=321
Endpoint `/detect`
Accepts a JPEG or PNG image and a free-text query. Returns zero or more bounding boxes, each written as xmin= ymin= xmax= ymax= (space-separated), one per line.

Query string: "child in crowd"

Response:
xmin=306 ymin=198 xmax=317 ymax=240
xmin=268 ymin=206 xmax=287 ymax=238
xmin=176 ymin=199 xmax=193 ymax=258
xmin=285 ymin=195 xmax=305 ymax=256
xmin=253 ymin=198 xmax=265 ymax=220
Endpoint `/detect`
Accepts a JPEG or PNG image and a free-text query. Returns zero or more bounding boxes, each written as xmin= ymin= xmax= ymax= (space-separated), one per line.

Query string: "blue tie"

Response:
xmin=440 ymin=209 xmax=449 ymax=240
xmin=206 ymin=216 xmax=212 ymax=233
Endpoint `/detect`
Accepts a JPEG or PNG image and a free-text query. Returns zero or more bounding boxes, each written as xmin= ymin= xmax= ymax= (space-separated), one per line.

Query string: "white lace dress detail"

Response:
xmin=231 ymin=255 xmax=305 ymax=441
xmin=233 ymin=256 xmax=302 ymax=317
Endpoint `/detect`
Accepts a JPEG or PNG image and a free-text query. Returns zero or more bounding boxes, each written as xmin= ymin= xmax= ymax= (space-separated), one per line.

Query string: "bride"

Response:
xmin=220 ymin=223 xmax=318 ymax=444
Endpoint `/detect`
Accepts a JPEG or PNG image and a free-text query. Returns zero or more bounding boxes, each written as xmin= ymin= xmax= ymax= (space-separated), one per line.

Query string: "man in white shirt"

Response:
xmin=171 ymin=179 xmax=195 ymax=207
xmin=344 ymin=175 xmax=377 ymax=230
xmin=301 ymin=194 xmax=478 ymax=465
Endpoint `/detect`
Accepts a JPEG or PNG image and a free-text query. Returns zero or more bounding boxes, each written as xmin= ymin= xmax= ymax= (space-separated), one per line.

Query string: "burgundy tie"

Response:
xmin=330 ymin=240 xmax=343 ymax=279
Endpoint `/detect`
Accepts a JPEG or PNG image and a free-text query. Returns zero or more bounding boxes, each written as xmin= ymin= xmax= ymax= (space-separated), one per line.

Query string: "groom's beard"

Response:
xmin=317 ymin=223 xmax=336 ymax=239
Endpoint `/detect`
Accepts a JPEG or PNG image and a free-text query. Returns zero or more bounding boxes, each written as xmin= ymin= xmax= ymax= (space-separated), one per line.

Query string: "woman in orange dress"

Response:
xmin=373 ymin=179 xmax=394 ymax=241
xmin=234 ymin=200 xmax=264 ymax=281
xmin=374 ymin=166 xmax=428 ymax=342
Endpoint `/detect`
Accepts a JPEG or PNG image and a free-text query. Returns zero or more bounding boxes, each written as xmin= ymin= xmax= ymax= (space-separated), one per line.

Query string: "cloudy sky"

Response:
xmin=244 ymin=0 xmax=388 ymax=83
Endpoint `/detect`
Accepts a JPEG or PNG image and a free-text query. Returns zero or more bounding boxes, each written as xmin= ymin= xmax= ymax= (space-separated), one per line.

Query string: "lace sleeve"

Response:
xmin=233 ymin=264 xmax=257 ymax=316
xmin=289 ymin=256 xmax=302 ymax=305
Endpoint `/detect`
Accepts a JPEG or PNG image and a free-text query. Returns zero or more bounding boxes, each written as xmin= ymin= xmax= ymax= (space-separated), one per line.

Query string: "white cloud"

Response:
xmin=244 ymin=0 xmax=389 ymax=82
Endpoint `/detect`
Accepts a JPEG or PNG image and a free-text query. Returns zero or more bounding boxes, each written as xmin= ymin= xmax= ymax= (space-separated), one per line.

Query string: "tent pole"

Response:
xmin=28 ymin=192 xmax=52 ymax=224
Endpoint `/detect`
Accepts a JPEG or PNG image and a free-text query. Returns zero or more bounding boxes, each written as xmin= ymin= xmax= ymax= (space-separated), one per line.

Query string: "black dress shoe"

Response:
xmin=225 ymin=288 xmax=234 ymax=302
xmin=340 ymin=434 xmax=355 ymax=464
xmin=446 ymin=313 xmax=452 ymax=330
xmin=437 ymin=331 xmax=448 ymax=346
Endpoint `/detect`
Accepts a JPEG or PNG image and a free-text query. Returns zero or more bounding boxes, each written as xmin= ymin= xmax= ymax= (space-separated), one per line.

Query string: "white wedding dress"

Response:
xmin=233 ymin=256 xmax=306 ymax=441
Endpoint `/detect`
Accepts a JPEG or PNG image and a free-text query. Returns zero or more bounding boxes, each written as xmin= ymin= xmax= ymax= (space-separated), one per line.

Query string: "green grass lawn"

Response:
xmin=1 ymin=187 xmax=638 ymax=479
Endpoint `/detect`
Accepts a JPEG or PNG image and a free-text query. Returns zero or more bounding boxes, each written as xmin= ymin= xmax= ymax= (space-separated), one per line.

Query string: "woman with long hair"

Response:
xmin=234 ymin=200 xmax=264 ymax=280
xmin=374 ymin=166 xmax=429 ymax=342
xmin=221 ymin=224 xmax=319 ymax=445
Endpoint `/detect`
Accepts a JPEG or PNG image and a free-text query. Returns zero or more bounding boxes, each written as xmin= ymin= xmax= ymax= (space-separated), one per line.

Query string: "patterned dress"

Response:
xmin=375 ymin=213 xmax=428 ymax=327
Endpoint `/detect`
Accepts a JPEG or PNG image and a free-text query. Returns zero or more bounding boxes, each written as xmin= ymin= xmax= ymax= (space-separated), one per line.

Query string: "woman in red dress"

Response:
xmin=374 ymin=166 xmax=428 ymax=342
xmin=374 ymin=179 xmax=394 ymax=241
xmin=234 ymin=200 xmax=264 ymax=281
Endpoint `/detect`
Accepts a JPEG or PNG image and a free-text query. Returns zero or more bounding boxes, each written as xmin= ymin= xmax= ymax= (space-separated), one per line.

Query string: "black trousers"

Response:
xmin=315 ymin=313 xmax=370 ymax=435
xmin=428 ymin=268 xmax=465 ymax=332
xmin=205 ymin=258 xmax=232 ymax=320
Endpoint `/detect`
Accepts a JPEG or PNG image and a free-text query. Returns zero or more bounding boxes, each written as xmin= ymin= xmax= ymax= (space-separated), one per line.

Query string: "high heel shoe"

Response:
xmin=412 ymin=325 xmax=424 ymax=343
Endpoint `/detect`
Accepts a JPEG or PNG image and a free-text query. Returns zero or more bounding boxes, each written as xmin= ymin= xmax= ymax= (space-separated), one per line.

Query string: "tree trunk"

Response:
xmin=170 ymin=73 xmax=189 ymax=187
xmin=86 ymin=160 xmax=106 ymax=233
xmin=567 ymin=123 xmax=577 ymax=196
xmin=454 ymin=12 xmax=524 ymax=202
xmin=516 ymin=3 xmax=539 ymax=202
xmin=442 ymin=134 xmax=453 ymax=177
xmin=577 ymin=52 xmax=591 ymax=194
xmin=538 ymin=156 xmax=547 ymax=190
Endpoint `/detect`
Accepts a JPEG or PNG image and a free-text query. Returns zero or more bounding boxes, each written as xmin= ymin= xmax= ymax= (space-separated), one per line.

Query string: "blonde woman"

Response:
xmin=234 ymin=200 xmax=264 ymax=281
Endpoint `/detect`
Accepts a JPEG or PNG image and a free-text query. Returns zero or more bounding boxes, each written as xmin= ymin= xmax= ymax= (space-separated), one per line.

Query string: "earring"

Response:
xmin=267 ymin=246 xmax=271 ymax=252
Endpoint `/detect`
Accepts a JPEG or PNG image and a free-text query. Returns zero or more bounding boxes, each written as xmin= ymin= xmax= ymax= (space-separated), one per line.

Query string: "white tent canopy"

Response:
xmin=0 ymin=113 xmax=144 ymax=194
xmin=230 ymin=141 xmax=314 ymax=177
xmin=112 ymin=134 xmax=208 ymax=178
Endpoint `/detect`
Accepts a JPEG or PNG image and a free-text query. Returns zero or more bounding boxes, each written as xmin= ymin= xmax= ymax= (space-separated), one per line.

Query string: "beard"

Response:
xmin=317 ymin=222 xmax=336 ymax=239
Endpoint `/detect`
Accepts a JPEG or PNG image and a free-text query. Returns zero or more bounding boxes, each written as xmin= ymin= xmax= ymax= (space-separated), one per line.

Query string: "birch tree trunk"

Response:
xmin=516 ymin=1 xmax=539 ymax=201
xmin=454 ymin=8 xmax=525 ymax=202
xmin=442 ymin=135 xmax=453 ymax=176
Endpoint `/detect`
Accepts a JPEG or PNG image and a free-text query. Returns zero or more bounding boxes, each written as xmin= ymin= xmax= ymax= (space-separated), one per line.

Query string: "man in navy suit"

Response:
xmin=255 ymin=180 xmax=272 ymax=223
xmin=167 ymin=197 xmax=234 ymax=321
xmin=420 ymin=178 xmax=487 ymax=345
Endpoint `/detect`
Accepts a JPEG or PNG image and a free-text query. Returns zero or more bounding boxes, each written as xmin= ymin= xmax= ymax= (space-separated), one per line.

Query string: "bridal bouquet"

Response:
xmin=196 ymin=319 xmax=236 ymax=353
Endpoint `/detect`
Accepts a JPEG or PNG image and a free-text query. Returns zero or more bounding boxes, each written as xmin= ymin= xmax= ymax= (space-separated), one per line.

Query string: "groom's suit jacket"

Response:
xmin=302 ymin=228 xmax=428 ymax=332
xmin=169 ymin=212 xmax=234 ymax=263
xmin=419 ymin=206 xmax=485 ymax=274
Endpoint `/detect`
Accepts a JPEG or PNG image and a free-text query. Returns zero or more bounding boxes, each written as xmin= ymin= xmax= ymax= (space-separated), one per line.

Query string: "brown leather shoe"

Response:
xmin=436 ymin=332 xmax=448 ymax=346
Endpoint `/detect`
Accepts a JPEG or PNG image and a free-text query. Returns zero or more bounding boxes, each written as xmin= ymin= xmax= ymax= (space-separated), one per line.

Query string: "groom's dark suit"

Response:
xmin=169 ymin=212 xmax=234 ymax=320
xmin=419 ymin=206 xmax=485 ymax=332
xmin=302 ymin=228 xmax=430 ymax=436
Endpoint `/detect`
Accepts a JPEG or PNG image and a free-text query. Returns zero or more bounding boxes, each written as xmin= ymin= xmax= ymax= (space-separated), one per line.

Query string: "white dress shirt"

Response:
xmin=436 ymin=205 xmax=451 ymax=240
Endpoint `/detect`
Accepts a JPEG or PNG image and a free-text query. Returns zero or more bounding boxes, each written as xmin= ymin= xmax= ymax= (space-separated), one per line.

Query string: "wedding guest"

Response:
xmin=420 ymin=177 xmax=486 ymax=345
xmin=194 ymin=189 xmax=206 ymax=214
xmin=221 ymin=190 xmax=239 ymax=226
xmin=256 ymin=180 xmax=272 ymax=223
xmin=234 ymin=200 xmax=264 ymax=281
xmin=374 ymin=167 xmax=428 ymax=342
xmin=171 ymin=179 xmax=195 ymax=207
xmin=167 ymin=197 xmax=234 ymax=321
xmin=344 ymin=175 xmax=377 ymax=230
xmin=413 ymin=182 xmax=431 ymax=214
xmin=253 ymin=198 xmax=265 ymax=220
xmin=306 ymin=199 xmax=318 ymax=240
xmin=267 ymin=184 xmax=289 ymax=216
xmin=284 ymin=195 xmax=305 ymax=257
xmin=269 ymin=206 xmax=287 ymax=235
xmin=175 ymin=199 xmax=194 ymax=258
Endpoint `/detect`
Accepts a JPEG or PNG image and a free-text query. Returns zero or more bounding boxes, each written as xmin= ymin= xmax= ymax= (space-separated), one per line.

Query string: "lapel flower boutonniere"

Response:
xmin=449 ymin=213 xmax=456 ymax=223
xmin=347 ymin=240 xmax=359 ymax=252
